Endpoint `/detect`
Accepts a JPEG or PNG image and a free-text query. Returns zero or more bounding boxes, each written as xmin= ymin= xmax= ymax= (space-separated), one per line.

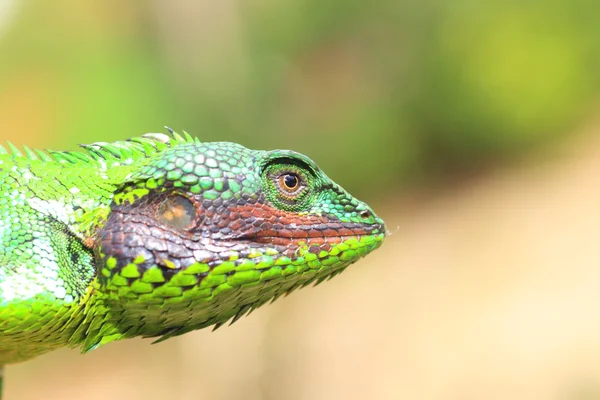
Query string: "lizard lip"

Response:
xmin=245 ymin=222 xmax=386 ymax=245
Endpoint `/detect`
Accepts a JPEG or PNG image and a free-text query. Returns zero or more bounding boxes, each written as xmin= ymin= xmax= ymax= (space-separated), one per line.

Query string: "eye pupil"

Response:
xmin=274 ymin=171 xmax=305 ymax=199
xmin=283 ymin=174 xmax=298 ymax=189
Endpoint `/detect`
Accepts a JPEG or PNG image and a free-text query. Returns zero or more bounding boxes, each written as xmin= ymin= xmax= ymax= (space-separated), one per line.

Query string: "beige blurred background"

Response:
xmin=2 ymin=1 xmax=600 ymax=399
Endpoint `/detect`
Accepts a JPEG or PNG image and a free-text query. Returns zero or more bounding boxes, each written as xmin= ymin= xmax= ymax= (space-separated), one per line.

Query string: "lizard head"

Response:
xmin=94 ymin=138 xmax=385 ymax=340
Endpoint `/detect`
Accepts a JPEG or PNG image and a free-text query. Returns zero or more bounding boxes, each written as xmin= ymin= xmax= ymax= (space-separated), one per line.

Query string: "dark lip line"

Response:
xmin=255 ymin=230 xmax=381 ymax=238
xmin=233 ymin=226 xmax=385 ymax=241
xmin=251 ymin=233 xmax=382 ymax=242
xmin=220 ymin=222 xmax=386 ymax=243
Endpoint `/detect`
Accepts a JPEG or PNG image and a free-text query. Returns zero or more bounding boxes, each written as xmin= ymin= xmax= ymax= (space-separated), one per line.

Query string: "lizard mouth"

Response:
xmin=242 ymin=222 xmax=386 ymax=246
xmin=221 ymin=203 xmax=386 ymax=247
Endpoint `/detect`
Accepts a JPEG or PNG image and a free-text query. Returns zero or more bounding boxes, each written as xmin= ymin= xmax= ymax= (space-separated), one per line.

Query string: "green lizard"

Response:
xmin=0 ymin=130 xmax=385 ymax=397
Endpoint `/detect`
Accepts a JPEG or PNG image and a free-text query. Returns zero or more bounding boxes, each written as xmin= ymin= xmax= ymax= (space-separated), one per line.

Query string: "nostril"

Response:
xmin=359 ymin=210 xmax=372 ymax=220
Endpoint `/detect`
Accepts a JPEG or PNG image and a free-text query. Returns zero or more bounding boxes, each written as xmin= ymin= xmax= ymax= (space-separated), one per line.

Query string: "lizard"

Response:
xmin=0 ymin=130 xmax=386 ymax=396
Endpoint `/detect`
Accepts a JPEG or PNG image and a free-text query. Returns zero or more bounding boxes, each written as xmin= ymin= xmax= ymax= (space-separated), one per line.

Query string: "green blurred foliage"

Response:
xmin=0 ymin=0 xmax=598 ymax=197
xmin=411 ymin=1 xmax=600 ymax=163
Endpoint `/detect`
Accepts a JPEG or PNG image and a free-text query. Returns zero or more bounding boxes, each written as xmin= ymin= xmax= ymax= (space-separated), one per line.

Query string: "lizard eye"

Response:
xmin=157 ymin=195 xmax=197 ymax=230
xmin=279 ymin=173 xmax=300 ymax=192
xmin=274 ymin=171 xmax=306 ymax=199
xmin=262 ymin=157 xmax=315 ymax=211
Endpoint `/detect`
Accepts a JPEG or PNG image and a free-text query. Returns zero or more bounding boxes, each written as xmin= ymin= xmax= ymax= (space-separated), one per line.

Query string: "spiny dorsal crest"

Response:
xmin=0 ymin=128 xmax=198 ymax=166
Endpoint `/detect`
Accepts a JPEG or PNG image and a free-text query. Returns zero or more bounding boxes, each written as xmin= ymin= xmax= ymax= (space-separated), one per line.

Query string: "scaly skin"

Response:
xmin=0 ymin=131 xmax=385 ymax=366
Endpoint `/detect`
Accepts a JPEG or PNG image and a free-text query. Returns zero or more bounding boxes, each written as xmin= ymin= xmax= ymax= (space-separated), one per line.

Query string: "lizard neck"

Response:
xmin=0 ymin=158 xmax=140 ymax=363
xmin=22 ymin=159 xmax=139 ymax=242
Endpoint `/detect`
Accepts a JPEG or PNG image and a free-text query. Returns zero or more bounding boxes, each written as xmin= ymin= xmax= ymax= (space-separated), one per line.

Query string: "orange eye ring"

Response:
xmin=278 ymin=173 xmax=300 ymax=192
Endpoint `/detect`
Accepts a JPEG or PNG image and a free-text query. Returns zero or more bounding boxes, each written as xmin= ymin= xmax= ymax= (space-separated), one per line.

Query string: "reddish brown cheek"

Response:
xmin=228 ymin=203 xmax=330 ymax=229
xmin=225 ymin=203 xmax=372 ymax=245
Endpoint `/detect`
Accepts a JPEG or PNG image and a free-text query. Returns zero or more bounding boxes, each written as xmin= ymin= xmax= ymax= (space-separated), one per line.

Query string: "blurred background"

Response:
xmin=2 ymin=1 xmax=600 ymax=399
